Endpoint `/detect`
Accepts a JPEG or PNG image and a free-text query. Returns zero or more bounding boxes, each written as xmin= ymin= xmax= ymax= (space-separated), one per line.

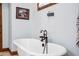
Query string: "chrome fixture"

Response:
xmin=40 ymin=30 xmax=48 ymax=54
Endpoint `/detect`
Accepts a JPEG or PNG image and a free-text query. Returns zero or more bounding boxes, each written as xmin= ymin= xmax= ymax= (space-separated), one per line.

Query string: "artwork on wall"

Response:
xmin=16 ymin=7 xmax=29 ymax=20
xmin=37 ymin=3 xmax=56 ymax=11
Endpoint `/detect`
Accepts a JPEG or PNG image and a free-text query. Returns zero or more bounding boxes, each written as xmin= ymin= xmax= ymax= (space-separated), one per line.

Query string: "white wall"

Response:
xmin=9 ymin=3 xmax=79 ymax=55
xmin=2 ymin=3 xmax=9 ymax=48
xmin=9 ymin=3 xmax=40 ymax=51
xmin=38 ymin=3 xmax=79 ymax=55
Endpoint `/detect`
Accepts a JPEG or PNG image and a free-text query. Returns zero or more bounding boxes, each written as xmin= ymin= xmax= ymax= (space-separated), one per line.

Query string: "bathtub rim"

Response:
xmin=13 ymin=38 xmax=67 ymax=56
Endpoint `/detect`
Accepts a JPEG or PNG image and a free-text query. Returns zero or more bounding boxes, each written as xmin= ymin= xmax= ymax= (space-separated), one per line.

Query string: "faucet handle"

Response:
xmin=40 ymin=30 xmax=43 ymax=33
xmin=44 ymin=30 xmax=47 ymax=34
xmin=39 ymin=36 xmax=45 ymax=42
xmin=42 ymin=43 xmax=44 ymax=47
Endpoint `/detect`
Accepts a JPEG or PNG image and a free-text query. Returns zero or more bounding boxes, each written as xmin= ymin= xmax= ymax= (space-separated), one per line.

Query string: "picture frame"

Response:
xmin=37 ymin=3 xmax=56 ymax=11
xmin=16 ymin=7 xmax=29 ymax=20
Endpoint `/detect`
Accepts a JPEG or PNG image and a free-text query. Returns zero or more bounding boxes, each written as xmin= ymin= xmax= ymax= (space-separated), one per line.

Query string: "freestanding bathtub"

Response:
xmin=13 ymin=38 xmax=67 ymax=56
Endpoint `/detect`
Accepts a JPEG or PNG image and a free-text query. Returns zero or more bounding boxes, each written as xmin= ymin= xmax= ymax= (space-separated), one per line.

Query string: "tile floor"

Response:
xmin=0 ymin=51 xmax=17 ymax=56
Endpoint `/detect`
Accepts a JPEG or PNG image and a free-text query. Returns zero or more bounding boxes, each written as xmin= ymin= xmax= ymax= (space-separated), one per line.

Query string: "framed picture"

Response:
xmin=37 ymin=3 xmax=56 ymax=11
xmin=16 ymin=7 xmax=29 ymax=20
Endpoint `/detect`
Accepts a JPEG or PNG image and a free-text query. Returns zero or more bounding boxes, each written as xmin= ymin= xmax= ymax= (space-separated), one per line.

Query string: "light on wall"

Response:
xmin=47 ymin=11 xmax=55 ymax=20
xmin=47 ymin=11 xmax=54 ymax=17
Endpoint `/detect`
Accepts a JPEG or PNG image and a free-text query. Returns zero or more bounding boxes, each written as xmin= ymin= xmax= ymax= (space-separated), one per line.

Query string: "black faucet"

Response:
xmin=40 ymin=30 xmax=48 ymax=42
xmin=40 ymin=30 xmax=48 ymax=54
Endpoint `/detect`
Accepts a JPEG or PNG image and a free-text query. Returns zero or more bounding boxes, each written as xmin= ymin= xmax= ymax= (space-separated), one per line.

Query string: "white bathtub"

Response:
xmin=13 ymin=39 xmax=67 ymax=56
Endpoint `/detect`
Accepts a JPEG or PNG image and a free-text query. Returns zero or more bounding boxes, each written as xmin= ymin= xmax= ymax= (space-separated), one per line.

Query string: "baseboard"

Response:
xmin=0 ymin=48 xmax=18 ymax=55
xmin=0 ymin=48 xmax=9 ymax=52
xmin=8 ymin=49 xmax=18 ymax=55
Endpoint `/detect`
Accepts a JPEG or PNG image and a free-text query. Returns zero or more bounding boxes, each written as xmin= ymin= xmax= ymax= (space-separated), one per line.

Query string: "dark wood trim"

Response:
xmin=2 ymin=48 xmax=9 ymax=51
xmin=0 ymin=48 xmax=9 ymax=52
xmin=0 ymin=48 xmax=18 ymax=55
xmin=0 ymin=3 xmax=2 ymax=51
xmin=8 ymin=49 xmax=18 ymax=55
xmin=37 ymin=3 xmax=57 ymax=11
